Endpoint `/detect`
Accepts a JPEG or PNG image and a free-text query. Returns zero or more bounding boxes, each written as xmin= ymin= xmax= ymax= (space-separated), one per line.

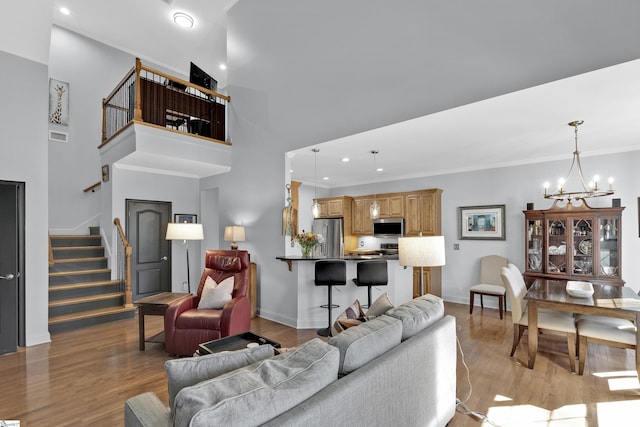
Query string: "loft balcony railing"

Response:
xmin=101 ymin=58 xmax=230 ymax=145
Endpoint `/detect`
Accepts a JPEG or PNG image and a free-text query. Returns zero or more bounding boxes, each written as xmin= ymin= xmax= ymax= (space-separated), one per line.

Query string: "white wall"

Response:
xmin=112 ymin=167 xmax=202 ymax=291
xmin=0 ymin=51 xmax=51 ymax=345
xmin=331 ymin=151 xmax=640 ymax=304
xmin=227 ymin=1 xmax=640 ymax=320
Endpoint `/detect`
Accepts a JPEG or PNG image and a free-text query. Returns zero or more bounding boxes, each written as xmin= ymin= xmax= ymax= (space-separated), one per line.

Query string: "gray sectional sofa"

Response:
xmin=124 ymin=295 xmax=457 ymax=427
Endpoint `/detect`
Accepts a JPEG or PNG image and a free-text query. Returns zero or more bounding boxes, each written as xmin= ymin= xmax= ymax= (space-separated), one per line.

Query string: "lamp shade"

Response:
xmin=398 ymin=235 xmax=446 ymax=267
xmin=166 ymin=223 xmax=204 ymax=241
xmin=224 ymin=226 xmax=246 ymax=242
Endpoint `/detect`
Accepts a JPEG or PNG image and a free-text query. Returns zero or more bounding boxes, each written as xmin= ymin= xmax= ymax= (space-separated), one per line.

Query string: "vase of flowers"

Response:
xmin=294 ymin=230 xmax=322 ymax=257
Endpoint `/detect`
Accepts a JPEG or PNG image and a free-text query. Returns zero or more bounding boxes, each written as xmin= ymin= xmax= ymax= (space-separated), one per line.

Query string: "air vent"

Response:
xmin=49 ymin=130 xmax=68 ymax=143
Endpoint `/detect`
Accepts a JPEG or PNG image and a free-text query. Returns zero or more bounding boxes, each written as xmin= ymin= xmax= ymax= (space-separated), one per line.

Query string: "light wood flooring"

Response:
xmin=1 ymin=302 xmax=639 ymax=426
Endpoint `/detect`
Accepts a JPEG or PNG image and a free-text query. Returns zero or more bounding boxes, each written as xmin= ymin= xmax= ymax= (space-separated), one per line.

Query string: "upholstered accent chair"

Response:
xmin=469 ymin=255 xmax=508 ymax=319
xmin=164 ymin=250 xmax=251 ymax=356
xmin=501 ymin=266 xmax=577 ymax=372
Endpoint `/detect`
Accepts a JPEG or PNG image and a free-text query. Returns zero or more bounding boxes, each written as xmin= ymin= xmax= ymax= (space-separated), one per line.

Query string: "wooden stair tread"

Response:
xmin=49 ymin=280 xmax=120 ymax=291
xmin=49 ymin=292 xmax=125 ymax=307
xmin=53 ymin=257 xmax=107 ymax=264
xmin=48 ymin=306 xmax=137 ymax=324
xmin=49 ymin=268 xmax=110 ymax=277
xmin=52 ymin=245 xmax=105 ymax=251
xmin=50 ymin=235 xmax=101 ymax=239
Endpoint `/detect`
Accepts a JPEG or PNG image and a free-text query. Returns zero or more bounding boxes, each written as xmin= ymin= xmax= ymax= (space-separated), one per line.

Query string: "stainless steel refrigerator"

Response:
xmin=312 ymin=218 xmax=344 ymax=258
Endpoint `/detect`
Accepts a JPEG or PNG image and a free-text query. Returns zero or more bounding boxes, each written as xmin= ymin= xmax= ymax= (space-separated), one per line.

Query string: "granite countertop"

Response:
xmin=276 ymin=254 xmax=398 ymax=270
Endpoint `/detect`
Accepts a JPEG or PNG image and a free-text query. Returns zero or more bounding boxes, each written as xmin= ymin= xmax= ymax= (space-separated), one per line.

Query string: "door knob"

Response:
xmin=0 ymin=273 xmax=15 ymax=280
xmin=160 ymin=256 xmax=168 ymax=261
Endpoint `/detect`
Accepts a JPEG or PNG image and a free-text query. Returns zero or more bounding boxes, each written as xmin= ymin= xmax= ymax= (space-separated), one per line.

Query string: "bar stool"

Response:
xmin=353 ymin=259 xmax=388 ymax=308
xmin=315 ymin=260 xmax=346 ymax=337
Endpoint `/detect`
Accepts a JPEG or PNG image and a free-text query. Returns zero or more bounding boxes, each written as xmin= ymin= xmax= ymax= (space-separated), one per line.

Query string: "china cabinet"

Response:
xmin=524 ymin=201 xmax=624 ymax=286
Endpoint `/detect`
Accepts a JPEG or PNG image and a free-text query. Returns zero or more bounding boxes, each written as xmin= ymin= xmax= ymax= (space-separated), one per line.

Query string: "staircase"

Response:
xmin=48 ymin=231 xmax=136 ymax=334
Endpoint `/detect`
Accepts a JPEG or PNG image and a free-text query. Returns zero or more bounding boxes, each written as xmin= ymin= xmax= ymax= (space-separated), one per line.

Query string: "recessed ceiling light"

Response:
xmin=341 ymin=157 xmax=350 ymax=162
xmin=219 ymin=64 xmax=227 ymax=70
xmin=60 ymin=7 xmax=70 ymax=15
xmin=323 ymin=177 xmax=329 ymax=180
xmin=173 ymin=12 xmax=194 ymax=28
xmin=377 ymin=168 xmax=384 ymax=172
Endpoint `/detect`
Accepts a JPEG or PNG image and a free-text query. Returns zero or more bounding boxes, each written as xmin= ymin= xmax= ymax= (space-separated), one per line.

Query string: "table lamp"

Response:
xmin=398 ymin=234 xmax=446 ymax=296
xmin=224 ymin=226 xmax=245 ymax=249
xmin=166 ymin=223 xmax=204 ymax=293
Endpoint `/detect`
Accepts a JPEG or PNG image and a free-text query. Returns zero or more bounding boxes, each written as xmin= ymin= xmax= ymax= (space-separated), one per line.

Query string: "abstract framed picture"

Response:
xmin=458 ymin=204 xmax=506 ymax=240
xmin=174 ymin=214 xmax=197 ymax=224
xmin=49 ymin=78 xmax=69 ymax=125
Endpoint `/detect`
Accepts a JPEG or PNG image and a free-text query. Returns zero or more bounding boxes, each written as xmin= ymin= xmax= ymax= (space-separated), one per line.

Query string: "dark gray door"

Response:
xmin=0 ymin=181 xmax=24 ymax=354
xmin=126 ymin=200 xmax=171 ymax=302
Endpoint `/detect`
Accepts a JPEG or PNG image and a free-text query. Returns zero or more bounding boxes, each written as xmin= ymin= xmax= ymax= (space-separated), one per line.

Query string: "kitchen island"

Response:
xmin=274 ymin=255 xmax=412 ymax=329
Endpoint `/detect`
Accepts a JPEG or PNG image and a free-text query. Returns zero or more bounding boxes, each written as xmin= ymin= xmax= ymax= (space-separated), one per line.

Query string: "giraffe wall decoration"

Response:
xmin=48 ymin=78 xmax=69 ymax=125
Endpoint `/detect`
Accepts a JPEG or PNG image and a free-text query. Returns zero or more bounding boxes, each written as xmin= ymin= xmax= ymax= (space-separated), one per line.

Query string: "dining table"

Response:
xmin=524 ymin=279 xmax=640 ymax=373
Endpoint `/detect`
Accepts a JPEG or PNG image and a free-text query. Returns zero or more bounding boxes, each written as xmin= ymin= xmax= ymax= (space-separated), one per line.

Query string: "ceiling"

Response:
xmin=52 ymin=0 xmax=238 ymax=88
xmin=51 ymin=1 xmax=640 ymax=188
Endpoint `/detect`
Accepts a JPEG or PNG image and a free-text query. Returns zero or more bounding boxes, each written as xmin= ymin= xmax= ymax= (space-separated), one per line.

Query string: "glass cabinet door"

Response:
xmin=599 ymin=217 xmax=619 ymax=278
xmin=527 ymin=218 xmax=542 ymax=272
xmin=547 ymin=218 xmax=567 ymax=274
xmin=572 ymin=218 xmax=593 ymax=277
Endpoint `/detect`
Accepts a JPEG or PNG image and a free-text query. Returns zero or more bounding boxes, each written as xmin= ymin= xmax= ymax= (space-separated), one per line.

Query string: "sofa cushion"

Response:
xmin=327 ymin=314 xmax=402 ymax=375
xmin=366 ymin=292 xmax=394 ymax=318
xmin=198 ymin=275 xmax=234 ymax=309
xmin=165 ymin=344 xmax=275 ymax=415
xmin=331 ymin=299 xmax=367 ymax=336
xmin=174 ymin=338 xmax=339 ymax=427
xmin=386 ymin=294 xmax=444 ymax=340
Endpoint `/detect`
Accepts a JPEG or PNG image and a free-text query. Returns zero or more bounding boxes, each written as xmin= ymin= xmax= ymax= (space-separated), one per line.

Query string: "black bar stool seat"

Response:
xmin=315 ymin=260 xmax=346 ymax=337
xmin=352 ymin=259 xmax=388 ymax=308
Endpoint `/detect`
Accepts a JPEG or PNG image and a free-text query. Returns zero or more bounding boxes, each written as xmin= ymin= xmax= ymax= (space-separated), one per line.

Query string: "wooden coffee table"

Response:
xmin=136 ymin=292 xmax=191 ymax=351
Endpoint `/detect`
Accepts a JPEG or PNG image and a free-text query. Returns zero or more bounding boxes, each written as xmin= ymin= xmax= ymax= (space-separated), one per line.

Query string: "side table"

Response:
xmin=136 ymin=292 xmax=190 ymax=351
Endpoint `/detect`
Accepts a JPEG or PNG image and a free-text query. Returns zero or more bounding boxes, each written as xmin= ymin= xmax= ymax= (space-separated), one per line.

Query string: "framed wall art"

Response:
xmin=458 ymin=204 xmax=506 ymax=240
xmin=174 ymin=214 xmax=197 ymax=224
xmin=49 ymin=78 xmax=69 ymax=125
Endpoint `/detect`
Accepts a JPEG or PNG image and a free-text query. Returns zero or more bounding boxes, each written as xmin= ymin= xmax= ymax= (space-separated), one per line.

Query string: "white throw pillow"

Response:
xmin=198 ymin=276 xmax=234 ymax=309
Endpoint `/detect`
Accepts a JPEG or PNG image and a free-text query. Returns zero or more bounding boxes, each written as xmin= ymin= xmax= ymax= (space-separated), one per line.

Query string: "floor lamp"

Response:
xmin=398 ymin=234 xmax=446 ymax=296
xmin=166 ymin=223 xmax=204 ymax=293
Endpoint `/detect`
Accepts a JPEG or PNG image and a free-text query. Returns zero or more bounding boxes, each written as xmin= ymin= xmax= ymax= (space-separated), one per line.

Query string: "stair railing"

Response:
xmin=114 ymin=218 xmax=133 ymax=308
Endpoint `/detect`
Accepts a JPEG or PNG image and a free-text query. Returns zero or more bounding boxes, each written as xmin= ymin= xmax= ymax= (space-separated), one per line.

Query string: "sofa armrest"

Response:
xmin=164 ymin=295 xmax=198 ymax=349
xmin=124 ymin=392 xmax=171 ymax=427
xmin=220 ymin=296 xmax=251 ymax=336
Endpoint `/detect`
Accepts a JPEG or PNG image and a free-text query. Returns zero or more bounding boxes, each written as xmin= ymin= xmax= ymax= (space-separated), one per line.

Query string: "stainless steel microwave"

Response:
xmin=372 ymin=218 xmax=404 ymax=237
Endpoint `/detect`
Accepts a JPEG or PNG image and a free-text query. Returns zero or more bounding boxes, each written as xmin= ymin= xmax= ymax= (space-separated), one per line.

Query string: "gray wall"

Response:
xmin=0 ymin=51 xmax=51 ymax=345
xmin=226 ymin=0 xmax=640 ymax=320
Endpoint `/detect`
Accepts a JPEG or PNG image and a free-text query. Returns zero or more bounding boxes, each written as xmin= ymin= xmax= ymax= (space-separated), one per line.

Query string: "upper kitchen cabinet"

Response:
xmin=404 ymin=189 xmax=442 ymax=236
xmin=350 ymin=189 xmax=441 ymax=236
xmin=524 ymin=201 xmax=624 ymax=286
xmin=314 ymin=196 xmax=352 ymax=218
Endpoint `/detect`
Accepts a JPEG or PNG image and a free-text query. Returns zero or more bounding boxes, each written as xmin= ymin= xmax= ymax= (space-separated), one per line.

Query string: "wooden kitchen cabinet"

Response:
xmin=314 ymin=196 xmax=348 ymax=218
xmin=351 ymin=198 xmax=374 ymax=235
xmin=404 ymin=189 xmax=442 ymax=236
xmin=523 ymin=201 xmax=624 ymax=286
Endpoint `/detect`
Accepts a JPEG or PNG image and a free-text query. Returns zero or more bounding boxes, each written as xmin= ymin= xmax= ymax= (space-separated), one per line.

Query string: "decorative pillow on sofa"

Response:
xmin=165 ymin=344 xmax=275 ymax=415
xmin=386 ymin=294 xmax=444 ymax=340
xmin=173 ymin=338 xmax=339 ymax=427
xmin=197 ymin=276 xmax=234 ymax=309
xmin=331 ymin=299 xmax=368 ymax=336
xmin=328 ymin=314 xmax=402 ymax=375
xmin=366 ymin=292 xmax=394 ymax=318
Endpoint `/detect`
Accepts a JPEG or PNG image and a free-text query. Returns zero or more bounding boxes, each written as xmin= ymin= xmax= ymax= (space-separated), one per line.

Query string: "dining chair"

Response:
xmin=469 ymin=255 xmax=508 ymax=319
xmin=576 ymin=316 xmax=636 ymax=375
xmin=501 ymin=266 xmax=578 ymax=372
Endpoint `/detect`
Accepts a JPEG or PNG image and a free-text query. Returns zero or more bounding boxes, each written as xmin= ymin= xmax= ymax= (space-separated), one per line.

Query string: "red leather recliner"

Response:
xmin=164 ymin=250 xmax=251 ymax=356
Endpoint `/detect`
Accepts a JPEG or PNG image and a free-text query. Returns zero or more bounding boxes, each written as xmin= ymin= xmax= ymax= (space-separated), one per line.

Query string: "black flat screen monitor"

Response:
xmin=190 ymin=62 xmax=217 ymax=93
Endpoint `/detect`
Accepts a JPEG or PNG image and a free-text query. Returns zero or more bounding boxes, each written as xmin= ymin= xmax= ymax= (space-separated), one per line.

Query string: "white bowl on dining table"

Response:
xmin=566 ymin=281 xmax=594 ymax=298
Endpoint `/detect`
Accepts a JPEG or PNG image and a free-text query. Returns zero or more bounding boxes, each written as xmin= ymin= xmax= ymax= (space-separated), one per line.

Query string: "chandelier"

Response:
xmin=543 ymin=120 xmax=614 ymax=201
